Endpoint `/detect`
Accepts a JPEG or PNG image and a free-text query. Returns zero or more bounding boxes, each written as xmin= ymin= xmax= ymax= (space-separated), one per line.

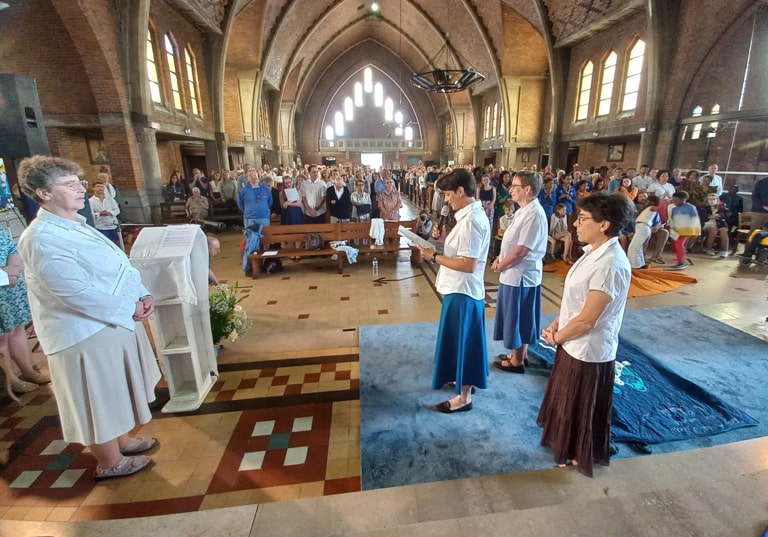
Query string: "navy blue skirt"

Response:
xmin=493 ymin=283 xmax=542 ymax=350
xmin=433 ymin=293 xmax=489 ymax=392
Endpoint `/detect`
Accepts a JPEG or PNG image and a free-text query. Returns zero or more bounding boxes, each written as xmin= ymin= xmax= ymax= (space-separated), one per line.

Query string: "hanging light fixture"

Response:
xmin=411 ymin=36 xmax=485 ymax=93
xmin=410 ymin=1 xmax=484 ymax=94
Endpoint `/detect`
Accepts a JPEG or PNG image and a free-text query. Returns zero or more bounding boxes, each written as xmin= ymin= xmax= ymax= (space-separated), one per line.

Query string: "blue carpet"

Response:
xmin=359 ymin=306 xmax=768 ymax=490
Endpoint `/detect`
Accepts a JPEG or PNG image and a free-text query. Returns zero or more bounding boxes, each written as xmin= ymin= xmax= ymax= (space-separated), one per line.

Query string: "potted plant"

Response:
xmin=208 ymin=283 xmax=250 ymax=346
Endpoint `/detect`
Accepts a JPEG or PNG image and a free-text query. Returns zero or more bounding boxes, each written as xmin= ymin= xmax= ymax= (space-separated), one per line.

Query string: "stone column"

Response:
xmin=132 ymin=125 xmax=162 ymax=224
xmin=205 ymin=131 xmax=229 ymax=172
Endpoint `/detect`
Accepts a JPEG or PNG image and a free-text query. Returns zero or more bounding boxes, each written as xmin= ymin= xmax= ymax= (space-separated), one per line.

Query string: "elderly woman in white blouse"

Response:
xmin=17 ymin=156 xmax=161 ymax=481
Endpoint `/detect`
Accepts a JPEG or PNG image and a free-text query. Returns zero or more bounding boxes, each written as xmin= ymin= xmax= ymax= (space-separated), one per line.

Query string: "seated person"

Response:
xmin=548 ymin=202 xmax=573 ymax=263
xmin=740 ymin=222 xmax=768 ymax=266
xmin=699 ymin=193 xmax=730 ymax=258
xmin=186 ymin=187 xmax=209 ymax=221
xmin=415 ymin=209 xmax=433 ymax=240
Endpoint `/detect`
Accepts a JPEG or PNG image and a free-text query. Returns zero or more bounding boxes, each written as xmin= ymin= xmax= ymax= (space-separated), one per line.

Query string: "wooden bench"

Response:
xmin=160 ymin=201 xmax=188 ymax=224
xmin=246 ymin=219 xmax=421 ymax=278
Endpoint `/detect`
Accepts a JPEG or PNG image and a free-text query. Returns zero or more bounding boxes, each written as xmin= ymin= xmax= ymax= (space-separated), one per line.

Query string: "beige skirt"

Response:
xmin=48 ymin=323 xmax=162 ymax=446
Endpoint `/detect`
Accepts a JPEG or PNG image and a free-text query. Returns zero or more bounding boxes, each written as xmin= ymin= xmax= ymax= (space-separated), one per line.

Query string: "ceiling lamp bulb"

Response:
xmin=370 ymin=2 xmax=379 ymax=14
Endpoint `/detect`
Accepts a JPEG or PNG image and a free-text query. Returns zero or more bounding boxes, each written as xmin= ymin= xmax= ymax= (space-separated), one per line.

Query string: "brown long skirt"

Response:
xmin=537 ymin=345 xmax=614 ymax=477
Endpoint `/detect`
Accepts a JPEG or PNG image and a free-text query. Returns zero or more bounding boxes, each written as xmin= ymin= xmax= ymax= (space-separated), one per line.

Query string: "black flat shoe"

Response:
xmin=446 ymin=381 xmax=476 ymax=394
xmin=493 ymin=360 xmax=525 ymax=374
xmin=495 ymin=354 xmax=529 ymax=367
xmin=435 ymin=400 xmax=473 ymax=413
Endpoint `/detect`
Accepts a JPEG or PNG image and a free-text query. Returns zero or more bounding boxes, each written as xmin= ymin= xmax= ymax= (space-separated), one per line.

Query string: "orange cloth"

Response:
xmin=543 ymin=260 xmax=698 ymax=298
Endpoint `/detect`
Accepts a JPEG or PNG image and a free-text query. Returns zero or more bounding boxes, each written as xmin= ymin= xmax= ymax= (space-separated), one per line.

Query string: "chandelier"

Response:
xmin=411 ymin=38 xmax=485 ymax=94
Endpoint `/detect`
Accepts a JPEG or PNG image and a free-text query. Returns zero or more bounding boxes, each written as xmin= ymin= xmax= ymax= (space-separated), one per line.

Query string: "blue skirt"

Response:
xmin=493 ymin=283 xmax=542 ymax=350
xmin=433 ymin=293 xmax=489 ymax=392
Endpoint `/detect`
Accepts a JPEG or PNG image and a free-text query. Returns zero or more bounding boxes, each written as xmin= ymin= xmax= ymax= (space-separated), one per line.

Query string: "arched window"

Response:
xmin=334 ymin=111 xmax=345 ymax=137
xmin=484 ymin=105 xmax=491 ymax=139
xmin=576 ymin=61 xmax=593 ymax=121
xmin=691 ymin=105 xmax=703 ymax=140
xmin=354 ymin=82 xmax=363 ymax=107
xmin=621 ymin=39 xmax=645 ymax=112
xmin=164 ymin=34 xmax=183 ymax=111
xmin=492 ymin=103 xmax=498 ymax=136
xmin=364 ymin=67 xmax=373 ymax=93
xmin=499 ymin=107 xmax=505 ymax=136
xmin=374 ymin=83 xmax=384 ymax=107
xmin=146 ymin=28 xmax=163 ymax=104
xmin=184 ymin=45 xmax=201 ymax=117
xmin=384 ymin=97 xmax=393 ymax=121
xmin=445 ymin=120 xmax=453 ymax=146
xmin=344 ymin=97 xmax=354 ymax=121
xmin=709 ymin=104 xmax=721 ymax=135
xmin=597 ymin=52 xmax=617 ymax=116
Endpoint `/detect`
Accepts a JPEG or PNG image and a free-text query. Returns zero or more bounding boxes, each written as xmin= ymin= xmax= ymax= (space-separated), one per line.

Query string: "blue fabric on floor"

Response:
xmin=528 ymin=336 xmax=758 ymax=444
xmin=359 ymin=306 xmax=768 ymax=490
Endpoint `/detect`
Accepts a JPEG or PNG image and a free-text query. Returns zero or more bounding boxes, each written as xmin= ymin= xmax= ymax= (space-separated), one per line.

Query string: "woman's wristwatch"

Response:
xmin=430 ymin=253 xmax=438 ymax=264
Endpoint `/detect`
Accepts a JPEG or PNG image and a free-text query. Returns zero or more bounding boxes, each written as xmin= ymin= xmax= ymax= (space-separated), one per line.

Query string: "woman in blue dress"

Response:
xmin=0 ymin=228 xmax=51 ymax=401
xmin=279 ymin=176 xmax=304 ymax=225
xmin=417 ymin=168 xmax=491 ymax=413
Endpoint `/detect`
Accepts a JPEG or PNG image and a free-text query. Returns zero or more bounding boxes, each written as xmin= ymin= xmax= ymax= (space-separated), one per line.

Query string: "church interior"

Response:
xmin=1 ymin=0 xmax=768 ymax=535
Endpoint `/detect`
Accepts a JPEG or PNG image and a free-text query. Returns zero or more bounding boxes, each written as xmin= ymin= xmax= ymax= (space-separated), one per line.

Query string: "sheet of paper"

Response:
xmin=397 ymin=225 xmax=432 ymax=250
xmin=283 ymin=187 xmax=300 ymax=202
xmin=0 ymin=269 xmax=9 ymax=287
xmin=262 ymin=250 xmax=279 ymax=256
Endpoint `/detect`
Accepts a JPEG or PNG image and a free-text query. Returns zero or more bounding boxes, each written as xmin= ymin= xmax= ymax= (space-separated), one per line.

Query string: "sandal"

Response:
xmin=20 ymin=367 xmax=50 ymax=385
xmin=94 ymin=455 xmax=153 ymax=481
xmin=493 ymin=359 xmax=525 ymax=374
xmin=11 ymin=379 xmax=39 ymax=395
xmin=120 ymin=436 xmax=159 ymax=456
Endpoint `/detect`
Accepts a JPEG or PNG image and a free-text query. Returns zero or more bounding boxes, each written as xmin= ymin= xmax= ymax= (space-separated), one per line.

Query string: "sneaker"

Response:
xmin=705 ymin=249 xmax=716 ymax=256
xmin=670 ymin=262 xmax=688 ymax=270
xmin=720 ymin=251 xmax=729 ymax=259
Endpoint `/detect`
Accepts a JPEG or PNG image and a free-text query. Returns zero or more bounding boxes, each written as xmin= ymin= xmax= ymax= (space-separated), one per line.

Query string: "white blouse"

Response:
xmin=559 ymin=237 xmax=631 ymax=363
xmin=435 ymin=200 xmax=490 ymax=300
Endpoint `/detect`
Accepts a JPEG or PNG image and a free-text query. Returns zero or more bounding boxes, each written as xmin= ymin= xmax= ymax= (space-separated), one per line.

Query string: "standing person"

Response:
xmin=301 ymin=165 xmax=327 ymax=224
xmin=377 ymin=178 xmax=402 ymax=221
xmin=237 ymin=169 xmax=272 ymax=229
xmin=668 ymin=191 xmax=701 ymax=270
xmin=417 ymin=169 xmax=491 ymax=413
xmin=491 ymin=171 xmax=548 ymax=373
xmin=627 ymin=195 xmax=662 ymax=268
xmin=0 ymin=228 xmax=51 ymax=401
xmin=477 ymin=174 xmax=496 ymax=230
xmin=351 ymin=179 xmax=372 ymax=223
xmin=218 ymin=171 xmax=238 ymax=205
xmin=17 ymin=155 xmax=161 ymax=481
xmin=279 ymin=176 xmax=304 ymax=225
xmin=97 ymin=171 xmax=123 ymax=224
xmin=90 ymin=182 xmax=121 ymax=246
xmin=538 ymin=192 xmax=634 ymax=477
xmin=327 ymin=173 xmax=352 ymax=223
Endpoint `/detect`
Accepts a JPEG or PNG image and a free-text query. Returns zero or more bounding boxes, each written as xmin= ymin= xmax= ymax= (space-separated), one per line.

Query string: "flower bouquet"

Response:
xmin=209 ymin=283 xmax=251 ymax=345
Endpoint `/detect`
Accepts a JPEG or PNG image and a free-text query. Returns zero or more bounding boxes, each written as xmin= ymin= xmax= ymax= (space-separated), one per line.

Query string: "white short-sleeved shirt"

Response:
xmin=499 ymin=199 xmax=548 ymax=287
xmin=301 ymin=178 xmax=327 ymax=216
xmin=435 ymin=200 xmax=490 ymax=300
xmin=559 ymin=237 xmax=631 ymax=363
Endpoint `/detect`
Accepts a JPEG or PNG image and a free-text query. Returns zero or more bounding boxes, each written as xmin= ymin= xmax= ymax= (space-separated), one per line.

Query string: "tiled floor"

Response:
xmin=1 ymin=197 xmax=767 ymax=527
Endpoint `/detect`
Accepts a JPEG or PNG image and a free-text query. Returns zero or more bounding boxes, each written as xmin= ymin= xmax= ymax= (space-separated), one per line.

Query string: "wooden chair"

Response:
xmin=735 ymin=211 xmax=752 ymax=252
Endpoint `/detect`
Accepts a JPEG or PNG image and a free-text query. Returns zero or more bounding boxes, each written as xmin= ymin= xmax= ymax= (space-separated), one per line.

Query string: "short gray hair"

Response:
xmin=18 ymin=155 xmax=83 ymax=203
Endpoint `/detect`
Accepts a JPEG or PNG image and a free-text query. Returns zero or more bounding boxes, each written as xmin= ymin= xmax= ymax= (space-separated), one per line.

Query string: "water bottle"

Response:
xmin=372 ymin=257 xmax=379 ymax=277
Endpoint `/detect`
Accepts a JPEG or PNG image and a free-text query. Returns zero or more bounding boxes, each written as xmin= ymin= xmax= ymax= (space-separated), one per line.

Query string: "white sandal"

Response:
xmin=94 ymin=455 xmax=153 ymax=481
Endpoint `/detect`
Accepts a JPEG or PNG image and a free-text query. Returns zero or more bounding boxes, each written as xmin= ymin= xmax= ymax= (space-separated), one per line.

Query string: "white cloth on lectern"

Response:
xmin=369 ymin=218 xmax=385 ymax=245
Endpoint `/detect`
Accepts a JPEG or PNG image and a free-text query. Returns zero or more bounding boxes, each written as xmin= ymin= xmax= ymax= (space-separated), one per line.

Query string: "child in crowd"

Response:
xmin=415 ymin=209 xmax=433 ymax=240
xmin=668 ymin=191 xmax=701 ymax=270
xmin=492 ymin=200 xmax=516 ymax=258
xmin=548 ymin=203 xmax=573 ymax=263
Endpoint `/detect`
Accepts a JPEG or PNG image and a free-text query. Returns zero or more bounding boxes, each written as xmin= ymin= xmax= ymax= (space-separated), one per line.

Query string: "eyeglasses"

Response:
xmin=53 ymin=180 xmax=88 ymax=191
xmin=576 ymin=215 xmax=594 ymax=223
xmin=510 ymin=183 xmax=524 ymax=188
